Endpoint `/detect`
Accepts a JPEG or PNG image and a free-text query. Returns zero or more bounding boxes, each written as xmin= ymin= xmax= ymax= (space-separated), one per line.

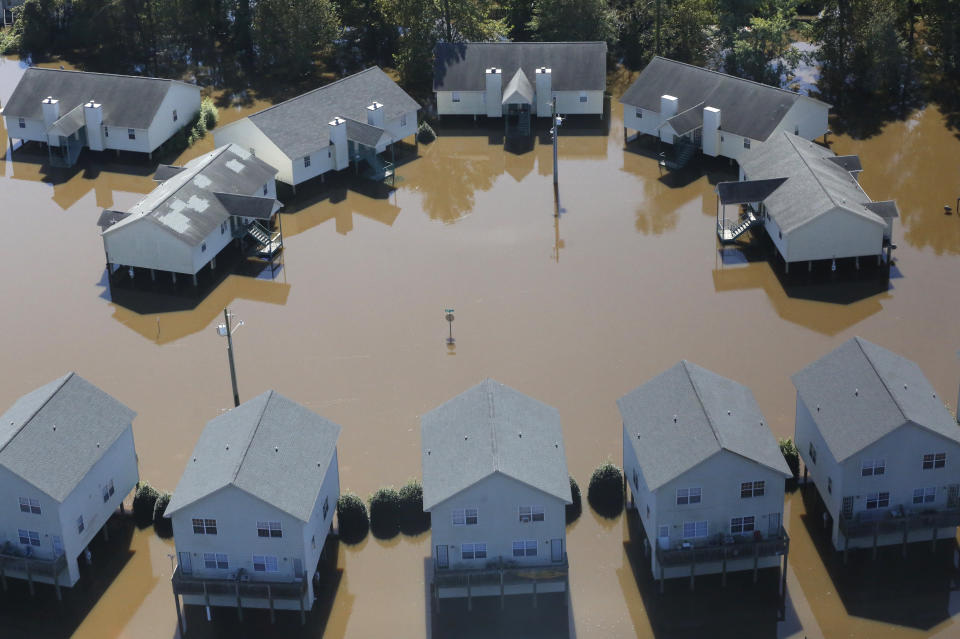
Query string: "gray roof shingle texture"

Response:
xmin=3 ymin=67 xmax=192 ymax=129
xmin=739 ymin=132 xmax=886 ymax=234
xmin=433 ymin=42 xmax=607 ymax=93
xmin=619 ymin=57 xmax=826 ymax=141
xmin=344 ymin=118 xmax=389 ymax=148
xmin=103 ymin=144 xmax=279 ymax=248
xmin=665 ymin=102 xmax=704 ymax=135
xmin=618 ymin=362 xmax=791 ymax=491
xmin=245 ymin=67 xmax=419 ymax=160
xmin=792 ymin=337 xmax=960 ymax=461
xmin=165 ymin=391 xmax=341 ymax=522
xmin=421 ymin=379 xmax=572 ymax=510
xmin=717 ymin=177 xmax=788 ymax=204
xmin=0 ymin=372 xmax=136 ymax=502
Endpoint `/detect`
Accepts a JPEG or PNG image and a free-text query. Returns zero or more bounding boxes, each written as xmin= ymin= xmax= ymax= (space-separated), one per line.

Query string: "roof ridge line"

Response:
xmin=249 ymin=67 xmax=383 ymax=120
xmin=855 ymin=338 xmax=909 ymax=423
xmin=0 ymin=373 xmax=74 ymax=454
xmin=784 ymin=133 xmax=839 ymax=209
xmin=486 ymin=382 xmax=500 ymax=472
xmin=683 ymin=361 xmax=727 ymax=451
xmin=26 ymin=66 xmax=185 ymax=85
xmin=231 ymin=391 xmax=274 ymax=484
xmin=651 ymin=56 xmax=808 ymax=101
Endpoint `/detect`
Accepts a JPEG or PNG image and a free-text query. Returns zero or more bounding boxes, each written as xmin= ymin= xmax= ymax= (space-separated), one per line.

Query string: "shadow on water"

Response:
xmin=175 ymin=536 xmax=348 ymax=639
xmin=619 ymin=509 xmax=798 ymax=639
xmin=0 ymin=515 xmax=136 ymax=639
xmin=798 ymin=486 xmax=957 ymax=630
xmin=422 ymin=559 xmax=574 ymax=639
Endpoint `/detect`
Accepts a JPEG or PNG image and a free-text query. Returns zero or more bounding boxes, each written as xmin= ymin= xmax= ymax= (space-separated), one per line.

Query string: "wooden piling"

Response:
xmin=173 ymin=583 xmax=186 ymax=636
xmin=268 ymin=584 xmax=275 ymax=624
xmin=873 ymin=522 xmax=879 ymax=560
xmin=902 ymin=521 xmax=909 ymax=557
xmin=721 ymin=548 xmax=727 ymax=587
xmin=235 ymin=582 xmax=242 ymax=621
xmin=932 ymin=525 xmax=939 ymax=552
xmin=752 ymin=544 xmax=759 ymax=583
xmin=466 ymin=573 xmax=472 ymax=612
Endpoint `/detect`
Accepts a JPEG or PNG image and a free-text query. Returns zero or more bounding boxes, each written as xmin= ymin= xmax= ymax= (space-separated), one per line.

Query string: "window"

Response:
xmin=19 ymin=497 xmax=41 ymax=514
xmin=201 ymin=242 xmax=206 ymax=252
xmin=923 ymin=453 xmax=946 ymax=470
xmin=253 ymin=554 xmax=279 ymax=572
xmin=633 ymin=469 xmax=639 ymax=490
xmin=18 ymin=117 xmax=25 ymax=128
xmin=866 ymin=492 xmax=890 ymax=509
xmin=128 ymin=128 xmax=136 ymax=140
xmin=657 ymin=525 xmax=669 ymax=539
xmin=204 ymin=553 xmax=229 ymax=569
xmin=646 ymin=505 xmax=650 ymax=518
xmin=827 ymin=477 xmax=832 ymax=494
xmin=193 ymin=518 xmax=217 ymax=535
xmin=401 ymin=113 xmax=407 ymax=127
xmin=173 ymin=109 xmax=178 ymax=122
xmin=77 ymin=515 xmax=84 ymax=534
xmin=452 ymin=508 xmax=478 ymax=526
xmin=262 ymin=184 xmax=268 ymax=196
xmin=18 ymin=529 xmax=40 ymax=546
xmin=740 ymin=481 xmax=765 ymax=498
xmin=257 ymin=521 xmax=282 ymax=538
xmin=221 ymin=221 xmax=227 ymax=234
xmin=328 ymin=149 xmax=331 ymax=158
xmin=104 ymin=126 xmax=109 ymax=138
xmin=635 ymin=108 xmax=642 ymax=118
xmin=304 ymin=155 xmax=311 ymax=168
xmin=913 ymin=487 xmax=936 ymax=504
xmin=461 ymin=542 xmax=486 ymax=559
xmin=794 ymin=125 xmax=799 ymax=135
xmin=322 ymin=496 xmax=330 ymax=520
xmin=730 ymin=516 xmax=756 ymax=534
xmin=512 ymin=540 xmax=537 ymax=557
xmin=682 ymin=520 xmax=709 ymax=538
xmin=519 ymin=506 xmax=544 ymax=523
xmin=579 ymin=92 xmax=588 ymax=103
xmin=743 ymin=138 xmax=751 ymax=149
xmin=808 ymin=442 xmax=817 ymax=464
xmin=676 ymin=487 xmax=701 ymax=505
xmin=861 ymin=458 xmax=886 ymax=477
xmin=451 ymin=92 xmax=461 ymax=103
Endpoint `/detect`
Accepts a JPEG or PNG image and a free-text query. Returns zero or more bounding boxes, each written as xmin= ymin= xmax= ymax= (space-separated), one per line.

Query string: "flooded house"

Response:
xmin=0 ymin=372 xmax=139 ymax=597
xmin=164 ymin=391 xmax=341 ymax=629
xmin=620 ymin=57 xmax=829 ymax=167
xmin=214 ymin=67 xmax=419 ymax=189
xmin=0 ymin=67 xmax=200 ymax=167
xmin=98 ymin=143 xmax=283 ymax=287
xmin=717 ymin=132 xmax=898 ymax=271
xmin=792 ymin=337 xmax=960 ymax=559
xmin=422 ymin=379 xmax=571 ymax=608
xmin=618 ymin=362 xmax=791 ymax=591
xmin=433 ymin=42 xmax=607 ymax=136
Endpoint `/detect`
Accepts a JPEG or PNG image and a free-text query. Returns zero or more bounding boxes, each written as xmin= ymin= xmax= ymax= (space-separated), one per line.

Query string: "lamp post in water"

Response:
xmin=551 ymin=97 xmax=564 ymax=186
xmin=217 ymin=307 xmax=244 ymax=407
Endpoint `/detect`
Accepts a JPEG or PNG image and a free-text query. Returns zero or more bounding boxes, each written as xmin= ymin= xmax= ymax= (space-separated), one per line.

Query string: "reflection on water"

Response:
xmin=2 ymin=53 xmax=960 ymax=639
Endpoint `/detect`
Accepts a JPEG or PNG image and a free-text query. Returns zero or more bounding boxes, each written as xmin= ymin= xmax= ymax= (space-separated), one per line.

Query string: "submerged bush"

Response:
xmin=417 ymin=121 xmax=436 ymax=143
xmin=779 ymin=437 xmax=801 ymax=490
xmin=398 ymin=479 xmax=430 ymax=535
xmin=336 ymin=492 xmax=369 ymax=544
xmin=200 ymin=97 xmax=219 ymax=130
xmin=133 ymin=482 xmax=160 ymax=527
xmin=587 ymin=462 xmax=624 ymax=519
xmin=566 ymin=475 xmax=582 ymax=524
xmin=158 ymin=97 xmax=219 ymax=157
xmin=153 ymin=492 xmax=173 ymax=537
xmin=368 ymin=487 xmax=401 ymax=539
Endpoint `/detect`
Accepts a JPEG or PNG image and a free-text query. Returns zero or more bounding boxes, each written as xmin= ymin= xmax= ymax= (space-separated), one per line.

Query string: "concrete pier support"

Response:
xmin=171 ymin=272 xmax=177 ymax=284
xmin=211 ymin=257 xmax=216 ymax=269
xmin=192 ymin=274 xmax=198 ymax=287
xmin=150 ymin=269 xmax=156 ymax=282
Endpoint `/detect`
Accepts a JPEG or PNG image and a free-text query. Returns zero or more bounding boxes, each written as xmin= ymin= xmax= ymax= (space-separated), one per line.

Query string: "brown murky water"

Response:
xmin=2 ymin=55 xmax=960 ymax=638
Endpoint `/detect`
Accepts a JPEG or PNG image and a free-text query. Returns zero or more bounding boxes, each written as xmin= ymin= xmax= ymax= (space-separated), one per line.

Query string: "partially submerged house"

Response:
xmin=434 ymin=42 xmax=607 ymax=135
xmin=99 ymin=143 xmax=283 ymax=286
xmin=793 ymin=337 xmax=960 ymax=558
xmin=0 ymin=372 xmax=138 ymax=597
xmin=619 ymin=362 xmax=791 ymax=590
xmin=1 ymin=67 xmax=200 ymax=167
xmin=422 ymin=379 xmax=571 ymax=607
xmin=165 ymin=391 xmax=341 ymax=629
xmin=620 ymin=57 xmax=829 ymax=166
xmin=214 ymin=67 xmax=419 ymax=190
xmin=716 ymin=132 xmax=898 ymax=272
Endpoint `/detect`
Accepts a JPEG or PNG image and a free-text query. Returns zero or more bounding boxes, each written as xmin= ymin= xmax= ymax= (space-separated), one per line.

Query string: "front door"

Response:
xmin=768 ymin=512 xmax=781 ymax=536
xmin=436 ymin=545 xmax=448 ymax=569
xmin=178 ymin=551 xmax=192 ymax=575
xmin=948 ymin=485 xmax=960 ymax=508
xmin=551 ymin=538 xmax=563 ymax=562
xmin=52 ymin=536 xmax=64 ymax=557
xmin=841 ymin=497 xmax=854 ymax=520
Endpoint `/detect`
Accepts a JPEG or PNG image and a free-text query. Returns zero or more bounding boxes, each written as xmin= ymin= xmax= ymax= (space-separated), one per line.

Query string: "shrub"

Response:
xmin=368 ymin=487 xmax=401 ymax=539
xmin=566 ymin=475 xmax=582 ymax=524
xmin=336 ymin=493 xmax=369 ymax=544
xmin=200 ymin=97 xmax=219 ymax=130
xmin=398 ymin=479 xmax=430 ymax=535
xmin=133 ymin=482 xmax=160 ymax=527
xmin=779 ymin=437 xmax=800 ymax=479
xmin=587 ymin=461 xmax=624 ymax=518
xmin=153 ymin=492 xmax=173 ymax=537
xmin=417 ymin=121 xmax=436 ymax=144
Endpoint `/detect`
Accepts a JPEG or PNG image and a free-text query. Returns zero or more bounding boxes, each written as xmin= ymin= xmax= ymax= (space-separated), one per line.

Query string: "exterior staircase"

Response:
xmin=360 ymin=147 xmax=395 ymax=184
xmin=669 ymin=138 xmax=697 ymax=169
xmin=246 ymin=221 xmax=282 ymax=258
xmin=717 ymin=208 xmax=762 ymax=243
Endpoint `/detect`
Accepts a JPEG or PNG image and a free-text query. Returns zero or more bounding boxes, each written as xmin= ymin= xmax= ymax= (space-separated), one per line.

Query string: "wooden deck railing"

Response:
xmin=171 ymin=565 xmax=305 ymax=600
xmin=655 ymin=528 xmax=789 ymax=567
xmin=838 ymin=507 xmax=960 ymax=539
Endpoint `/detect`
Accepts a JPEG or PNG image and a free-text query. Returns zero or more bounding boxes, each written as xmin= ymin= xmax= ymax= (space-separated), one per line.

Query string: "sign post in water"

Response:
xmin=445 ymin=308 xmax=455 ymax=345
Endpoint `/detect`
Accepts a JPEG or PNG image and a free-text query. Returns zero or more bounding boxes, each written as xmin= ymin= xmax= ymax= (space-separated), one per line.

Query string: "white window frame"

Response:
xmin=632 ymin=469 xmax=639 ymax=490
xmin=128 ymin=128 xmax=136 ymax=140
xmin=740 ymin=481 xmax=765 ymax=498
xmin=657 ymin=525 xmax=669 ymax=538
xmin=865 ymin=491 xmax=890 ymax=509
xmin=461 ymin=542 xmax=486 ymax=560
xmin=730 ymin=515 xmax=756 ymax=535
xmin=304 ymin=155 xmax=311 ymax=168
xmin=192 ymin=518 xmax=218 ymax=535
xmin=253 ymin=554 xmax=279 ymax=572
xmin=257 ymin=520 xmax=282 ymax=538
xmin=18 ymin=529 xmax=41 ymax=546
xmin=913 ymin=487 xmax=936 ymax=504
xmin=77 ymin=515 xmax=84 ymax=534
xmin=19 ymin=497 xmax=41 ymax=514
xmin=519 ymin=505 xmax=544 ymax=523
xmin=681 ymin=520 xmax=709 ymax=539
xmin=922 ymin=453 xmax=946 ymax=470
xmin=579 ymin=91 xmax=588 ymax=103
xmin=204 ymin=552 xmax=229 ymax=569
xmin=861 ymin=458 xmax=886 ymax=477
xmin=452 ymin=508 xmax=478 ymax=526
xmin=401 ymin=113 xmax=407 ymax=127
xmin=676 ymin=487 xmax=702 ymax=505
xmin=743 ymin=137 xmax=751 ymax=149
xmin=322 ymin=496 xmax=330 ymax=520
xmin=173 ymin=109 xmax=178 ymax=122
xmin=808 ymin=442 xmax=817 ymax=464
xmin=512 ymin=540 xmax=537 ymax=557
xmin=18 ymin=117 xmax=25 ymax=128
xmin=635 ymin=108 xmax=642 ymax=118
xmin=451 ymin=92 xmax=461 ymax=103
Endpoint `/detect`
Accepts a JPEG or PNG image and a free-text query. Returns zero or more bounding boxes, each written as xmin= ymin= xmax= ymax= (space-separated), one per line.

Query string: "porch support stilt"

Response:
xmin=500 ymin=570 xmax=504 ymax=610
xmin=873 ymin=522 xmax=879 ymax=560
xmin=103 ymin=522 xmax=109 ymax=542
xmin=721 ymin=548 xmax=727 ymax=587
xmin=659 ymin=563 xmax=664 ymax=594
xmin=268 ymin=584 xmax=275 ymax=624
xmin=932 ymin=525 xmax=939 ymax=551
xmin=54 ymin=565 xmax=61 ymax=601
xmin=150 ymin=269 xmax=156 ymax=281
xmin=689 ymin=554 xmax=695 ymax=591
xmin=902 ymin=521 xmax=909 ymax=557
xmin=532 ymin=578 xmax=537 ymax=608
xmin=26 ymin=559 xmax=34 ymax=597
xmin=173 ymin=582 xmax=186 ymax=636
xmin=299 ymin=589 xmax=306 ymax=625
xmin=753 ymin=543 xmax=759 ymax=583
xmin=844 ymin=533 xmax=849 ymax=564
xmin=235 ymin=582 xmax=242 ymax=621
xmin=466 ymin=573 xmax=472 ymax=612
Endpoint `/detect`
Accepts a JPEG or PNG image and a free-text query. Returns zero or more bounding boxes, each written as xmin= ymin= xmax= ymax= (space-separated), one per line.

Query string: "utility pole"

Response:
xmin=552 ymin=97 xmax=563 ymax=186
xmin=218 ymin=308 xmax=244 ymax=408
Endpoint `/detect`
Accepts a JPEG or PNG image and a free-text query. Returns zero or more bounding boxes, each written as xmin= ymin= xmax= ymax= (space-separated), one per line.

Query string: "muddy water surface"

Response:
xmin=2 ymin=55 xmax=960 ymax=638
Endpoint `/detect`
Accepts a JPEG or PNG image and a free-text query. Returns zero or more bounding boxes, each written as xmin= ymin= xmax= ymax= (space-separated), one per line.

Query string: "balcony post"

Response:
xmin=268 ymin=584 xmax=275 ymax=624
xmin=689 ymin=552 xmax=695 ymax=591
xmin=721 ymin=547 xmax=727 ymax=587
xmin=54 ymin=562 xmax=62 ymax=602
xmin=843 ymin=532 xmax=849 ymax=564
xmin=1 ymin=563 xmax=7 ymax=592
xmin=500 ymin=570 xmax=504 ymax=610
xmin=26 ymin=558 xmax=34 ymax=597
xmin=752 ymin=543 xmax=759 ymax=584
xmin=466 ymin=573 xmax=472 ymax=612
xmin=902 ymin=520 xmax=909 ymax=557
xmin=235 ymin=582 xmax=242 ymax=621
xmin=299 ymin=585 xmax=306 ymax=625
xmin=659 ymin=562 xmax=664 ymax=594
xmin=172 ymin=581 xmax=186 ymax=635
xmin=873 ymin=521 xmax=879 ymax=560
xmin=932 ymin=524 xmax=939 ymax=552
xmin=532 ymin=577 xmax=537 ymax=608
xmin=203 ymin=581 xmax=211 ymax=617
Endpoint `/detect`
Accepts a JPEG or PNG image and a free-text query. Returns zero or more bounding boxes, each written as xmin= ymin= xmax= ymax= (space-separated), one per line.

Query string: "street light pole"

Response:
xmin=218 ymin=307 xmax=243 ymax=408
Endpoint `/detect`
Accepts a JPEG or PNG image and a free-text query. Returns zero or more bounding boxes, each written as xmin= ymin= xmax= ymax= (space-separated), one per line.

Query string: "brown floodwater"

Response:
xmin=2 ymin=55 xmax=960 ymax=638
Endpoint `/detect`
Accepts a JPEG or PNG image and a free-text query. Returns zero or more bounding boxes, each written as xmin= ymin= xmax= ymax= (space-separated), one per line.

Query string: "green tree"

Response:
xmin=725 ymin=2 xmax=804 ymax=85
xmin=253 ymin=0 xmax=340 ymax=79
xmin=529 ymin=0 xmax=616 ymax=42
xmin=923 ymin=0 xmax=960 ymax=102
xmin=659 ymin=0 xmax=715 ymax=65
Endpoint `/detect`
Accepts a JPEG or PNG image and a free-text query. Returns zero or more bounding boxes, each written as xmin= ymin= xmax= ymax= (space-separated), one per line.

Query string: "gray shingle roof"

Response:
xmin=47 ymin=104 xmax=86 ymax=137
xmin=865 ymin=200 xmax=900 ymax=219
xmin=165 ymin=391 xmax=341 ymax=522
xmin=0 ymin=373 xmax=136 ymax=502
xmin=792 ymin=337 xmax=960 ymax=462
xmin=620 ymin=57 xmax=828 ymax=141
xmin=2 ymin=67 xmax=193 ymax=129
xmin=664 ymin=102 xmax=704 ymax=136
xmin=103 ymin=144 xmax=279 ymax=248
xmin=502 ymin=68 xmax=534 ymax=104
xmin=739 ymin=132 xmax=887 ymax=234
xmin=717 ymin=177 xmax=788 ymax=204
xmin=827 ymin=155 xmax=863 ymax=172
xmin=421 ymin=379 xmax=572 ymax=510
xmin=433 ymin=42 xmax=607 ymax=93
xmin=618 ymin=362 xmax=791 ymax=492
xmin=244 ymin=67 xmax=419 ymax=160
xmin=344 ymin=118 xmax=389 ymax=148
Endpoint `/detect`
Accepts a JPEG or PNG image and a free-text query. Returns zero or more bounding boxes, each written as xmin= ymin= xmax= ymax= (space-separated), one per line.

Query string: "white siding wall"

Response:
xmin=429 ymin=474 xmax=567 ymax=571
xmin=383 ymin=109 xmax=418 ymax=142
xmin=2 ymin=116 xmax=46 ymax=143
xmin=436 ymin=91 xmax=486 ymax=116
xmin=622 ymin=426 xmax=658 ymax=574
xmin=189 ymin=216 xmax=238 ymax=275
xmin=0 ymin=468 xmax=64 ymax=574
xmin=795 ymin=395 xmax=843 ymax=545
xmin=301 ymin=447 xmax=339 ymax=594
xmin=775 ymin=97 xmax=830 ymax=141
xmin=146 ymin=83 xmax=202 ymax=152
xmin=623 ymin=106 xmax=658 ymax=137
xmin=214 ymin=119 xmax=294 ymax=185
xmin=102 ymin=124 xmax=151 ymax=154
xmin=786 ymin=207 xmax=885 ymax=263
xmin=103 ymin=220 xmax=194 ymax=274
xmin=762 ymin=215 xmax=790 ymax=262
xmin=553 ymin=90 xmax=603 ymax=116
xmin=718 ymin=132 xmax=751 ymax=162
xmin=290 ymin=147 xmax=334 ymax=186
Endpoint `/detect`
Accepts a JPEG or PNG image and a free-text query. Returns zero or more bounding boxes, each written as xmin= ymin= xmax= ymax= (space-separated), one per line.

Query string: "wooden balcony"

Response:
xmin=839 ymin=506 xmax=960 ymax=540
xmin=655 ymin=528 xmax=789 ymax=568
xmin=432 ymin=556 xmax=569 ymax=609
xmin=0 ymin=549 xmax=70 ymax=599
xmin=171 ymin=565 xmax=306 ymax=601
